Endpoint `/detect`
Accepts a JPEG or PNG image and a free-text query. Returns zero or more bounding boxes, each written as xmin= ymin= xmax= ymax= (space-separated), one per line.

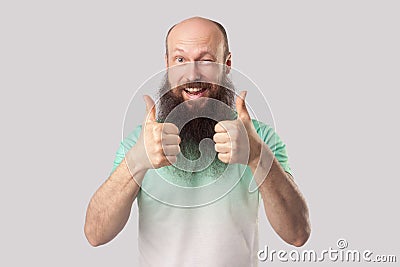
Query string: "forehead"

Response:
xmin=167 ymin=20 xmax=224 ymax=56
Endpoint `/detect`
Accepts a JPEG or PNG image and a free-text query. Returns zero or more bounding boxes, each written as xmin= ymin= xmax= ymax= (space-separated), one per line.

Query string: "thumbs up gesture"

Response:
xmin=127 ymin=95 xmax=181 ymax=171
xmin=213 ymin=91 xmax=263 ymax=167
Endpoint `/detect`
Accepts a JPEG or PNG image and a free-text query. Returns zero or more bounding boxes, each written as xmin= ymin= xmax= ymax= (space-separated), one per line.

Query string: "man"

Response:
xmin=84 ymin=17 xmax=310 ymax=266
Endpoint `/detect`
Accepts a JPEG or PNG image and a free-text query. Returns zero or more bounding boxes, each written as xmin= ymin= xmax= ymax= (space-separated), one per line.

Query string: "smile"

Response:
xmin=183 ymin=87 xmax=208 ymax=99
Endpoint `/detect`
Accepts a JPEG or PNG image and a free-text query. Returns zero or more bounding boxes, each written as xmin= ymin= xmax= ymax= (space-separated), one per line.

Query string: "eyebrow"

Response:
xmin=171 ymin=48 xmax=216 ymax=59
xmin=173 ymin=48 xmax=186 ymax=53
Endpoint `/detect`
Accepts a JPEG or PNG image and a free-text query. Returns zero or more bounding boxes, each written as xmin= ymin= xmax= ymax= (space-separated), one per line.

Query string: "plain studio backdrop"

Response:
xmin=0 ymin=1 xmax=398 ymax=266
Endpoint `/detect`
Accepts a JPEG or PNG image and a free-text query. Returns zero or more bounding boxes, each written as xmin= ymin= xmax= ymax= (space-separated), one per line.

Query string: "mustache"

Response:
xmin=173 ymin=81 xmax=216 ymax=91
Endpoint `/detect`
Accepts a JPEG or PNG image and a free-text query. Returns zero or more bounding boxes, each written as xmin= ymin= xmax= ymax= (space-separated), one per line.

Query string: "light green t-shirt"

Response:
xmin=112 ymin=119 xmax=292 ymax=267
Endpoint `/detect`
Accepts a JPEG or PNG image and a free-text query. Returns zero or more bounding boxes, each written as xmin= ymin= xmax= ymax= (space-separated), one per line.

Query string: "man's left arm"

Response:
xmin=249 ymin=145 xmax=311 ymax=247
xmin=214 ymin=91 xmax=311 ymax=247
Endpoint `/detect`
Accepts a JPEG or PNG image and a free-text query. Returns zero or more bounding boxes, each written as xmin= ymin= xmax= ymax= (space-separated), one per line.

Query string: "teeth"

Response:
xmin=185 ymin=88 xmax=203 ymax=93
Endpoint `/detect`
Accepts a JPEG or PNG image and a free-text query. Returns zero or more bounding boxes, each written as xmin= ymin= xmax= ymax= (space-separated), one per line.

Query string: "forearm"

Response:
xmin=250 ymin=145 xmax=310 ymax=247
xmin=84 ymin=156 xmax=145 ymax=246
xmin=84 ymin=107 xmax=181 ymax=247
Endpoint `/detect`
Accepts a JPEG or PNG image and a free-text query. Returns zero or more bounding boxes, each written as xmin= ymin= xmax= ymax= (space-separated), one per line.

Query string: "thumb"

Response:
xmin=143 ymin=95 xmax=156 ymax=122
xmin=236 ymin=91 xmax=250 ymax=121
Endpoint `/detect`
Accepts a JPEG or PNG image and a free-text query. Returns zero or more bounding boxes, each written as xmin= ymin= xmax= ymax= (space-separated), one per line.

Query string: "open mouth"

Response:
xmin=176 ymin=82 xmax=212 ymax=100
xmin=183 ymin=87 xmax=208 ymax=99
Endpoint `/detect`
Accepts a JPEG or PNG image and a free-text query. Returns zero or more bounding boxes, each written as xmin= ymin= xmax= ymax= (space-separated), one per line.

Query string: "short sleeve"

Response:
xmin=252 ymin=120 xmax=293 ymax=176
xmin=111 ymin=125 xmax=142 ymax=174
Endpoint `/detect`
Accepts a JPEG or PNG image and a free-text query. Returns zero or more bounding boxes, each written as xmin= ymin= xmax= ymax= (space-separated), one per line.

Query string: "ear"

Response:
xmin=165 ymin=54 xmax=168 ymax=68
xmin=225 ymin=52 xmax=232 ymax=74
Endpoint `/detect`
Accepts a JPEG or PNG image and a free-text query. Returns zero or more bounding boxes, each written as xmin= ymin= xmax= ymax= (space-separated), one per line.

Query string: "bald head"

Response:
xmin=165 ymin=17 xmax=230 ymax=65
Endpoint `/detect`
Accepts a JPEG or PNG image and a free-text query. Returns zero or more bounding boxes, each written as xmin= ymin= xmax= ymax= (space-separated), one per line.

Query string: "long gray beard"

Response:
xmin=156 ymin=75 xmax=236 ymax=183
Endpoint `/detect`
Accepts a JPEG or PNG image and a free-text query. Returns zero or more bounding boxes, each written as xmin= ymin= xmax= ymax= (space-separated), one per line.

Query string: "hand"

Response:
xmin=213 ymin=91 xmax=263 ymax=167
xmin=127 ymin=95 xmax=181 ymax=171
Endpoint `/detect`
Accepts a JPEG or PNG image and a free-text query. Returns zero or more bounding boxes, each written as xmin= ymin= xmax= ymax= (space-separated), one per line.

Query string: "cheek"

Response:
xmin=167 ymin=73 xmax=179 ymax=88
xmin=202 ymin=73 xmax=218 ymax=84
xmin=199 ymin=66 xmax=223 ymax=84
xmin=168 ymin=67 xmax=186 ymax=88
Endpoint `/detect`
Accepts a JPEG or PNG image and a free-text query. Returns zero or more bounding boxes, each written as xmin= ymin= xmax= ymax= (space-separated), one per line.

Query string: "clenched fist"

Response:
xmin=213 ymin=91 xmax=263 ymax=167
xmin=127 ymin=95 xmax=181 ymax=172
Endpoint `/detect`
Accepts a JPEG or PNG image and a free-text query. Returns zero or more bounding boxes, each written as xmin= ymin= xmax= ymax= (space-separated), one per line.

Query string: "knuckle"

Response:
xmin=169 ymin=156 xmax=177 ymax=164
xmin=213 ymin=134 xmax=217 ymax=141
xmin=217 ymin=153 xmax=228 ymax=163
xmin=161 ymin=134 xmax=168 ymax=143
xmin=172 ymin=125 xmax=179 ymax=134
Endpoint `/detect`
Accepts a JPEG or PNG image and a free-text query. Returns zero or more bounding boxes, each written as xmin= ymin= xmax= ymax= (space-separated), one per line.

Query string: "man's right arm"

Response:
xmin=84 ymin=95 xmax=180 ymax=246
xmin=84 ymin=149 xmax=147 ymax=246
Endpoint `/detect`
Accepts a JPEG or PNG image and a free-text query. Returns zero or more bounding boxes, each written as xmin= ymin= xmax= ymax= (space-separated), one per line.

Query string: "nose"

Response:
xmin=184 ymin=62 xmax=201 ymax=82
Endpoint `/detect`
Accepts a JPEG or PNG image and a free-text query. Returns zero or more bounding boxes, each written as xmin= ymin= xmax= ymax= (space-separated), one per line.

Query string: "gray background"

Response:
xmin=1 ymin=0 xmax=399 ymax=266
